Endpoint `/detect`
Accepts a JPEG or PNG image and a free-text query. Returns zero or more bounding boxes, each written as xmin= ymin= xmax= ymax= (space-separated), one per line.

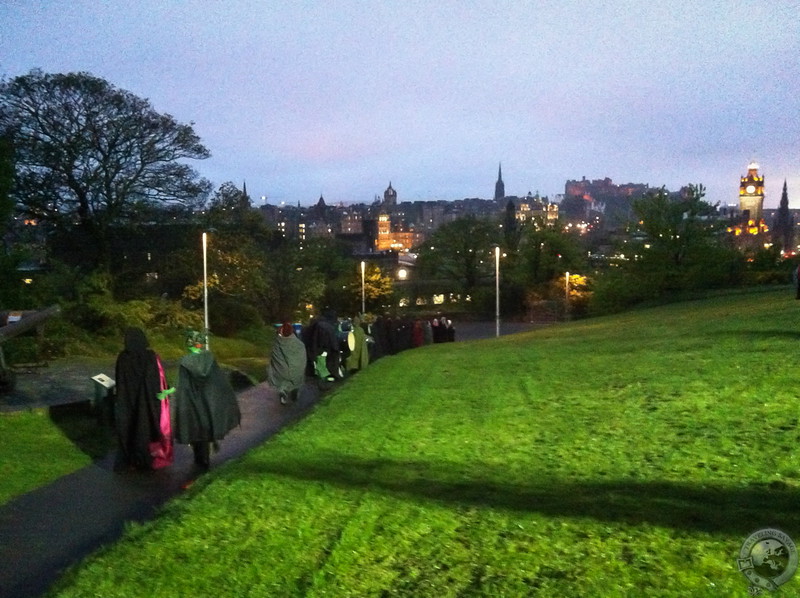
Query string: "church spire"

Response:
xmin=239 ymin=180 xmax=250 ymax=208
xmin=383 ymin=181 xmax=397 ymax=206
xmin=773 ymin=178 xmax=793 ymax=251
xmin=494 ymin=162 xmax=505 ymax=201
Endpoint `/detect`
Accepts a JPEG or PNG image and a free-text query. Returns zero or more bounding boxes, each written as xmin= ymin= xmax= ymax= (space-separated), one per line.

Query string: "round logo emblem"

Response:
xmin=738 ymin=528 xmax=798 ymax=592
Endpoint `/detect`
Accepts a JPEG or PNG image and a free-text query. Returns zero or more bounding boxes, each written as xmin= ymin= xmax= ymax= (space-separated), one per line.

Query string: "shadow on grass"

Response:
xmin=243 ymin=452 xmax=799 ymax=535
xmin=48 ymin=402 xmax=115 ymax=460
xmin=717 ymin=329 xmax=800 ymax=340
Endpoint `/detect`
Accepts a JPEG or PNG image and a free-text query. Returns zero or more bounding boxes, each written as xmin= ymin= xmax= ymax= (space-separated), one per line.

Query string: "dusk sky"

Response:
xmin=2 ymin=1 xmax=798 ymax=208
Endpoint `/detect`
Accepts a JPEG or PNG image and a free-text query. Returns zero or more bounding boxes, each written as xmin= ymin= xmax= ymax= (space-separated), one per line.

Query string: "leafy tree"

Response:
xmin=260 ymin=241 xmax=325 ymax=322
xmin=559 ymin=195 xmax=589 ymax=221
xmin=349 ymin=263 xmax=394 ymax=313
xmin=297 ymin=237 xmax=359 ymax=314
xmin=300 ymin=237 xmax=353 ymax=282
xmin=498 ymin=219 xmax=586 ymax=317
xmin=175 ymin=230 xmax=274 ymax=333
xmin=590 ymin=184 xmax=744 ymax=313
xmin=201 ymin=181 xmax=276 ymax=253
xmin=181 ymin=231 xmax=266 ymax=303
xmin=0 ymin=70 xmax=211 ymax=268
xmin=631 ymin=184 xmax=720 ymax=268
xmin=205 ymin=181 xmax=264 ymax=232
xmin=550 ymin=272 xmax=592 ymax=318
xmin=514 ymin=222 xmax=585 ymax=286
xmin=503 ymin=199 xmax=520 ymax=249
xmin=415 ymin=216 xmax=499 ymax=292
xmin=629 ymin=184 xmax=743 ymax=289
xmin=209 ymin=181 xmax=251 ymax=212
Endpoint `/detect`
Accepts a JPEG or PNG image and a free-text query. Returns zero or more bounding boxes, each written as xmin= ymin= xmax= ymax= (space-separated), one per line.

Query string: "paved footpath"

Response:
xmin=0 ymin=320 xmax=542 ymax=597
xmin=0 ymin=380 xmax=321 ymax=598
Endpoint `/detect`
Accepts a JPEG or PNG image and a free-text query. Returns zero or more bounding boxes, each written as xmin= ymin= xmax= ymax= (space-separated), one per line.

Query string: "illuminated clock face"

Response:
xmin=746 ymin=185 xmax=756 ymax=194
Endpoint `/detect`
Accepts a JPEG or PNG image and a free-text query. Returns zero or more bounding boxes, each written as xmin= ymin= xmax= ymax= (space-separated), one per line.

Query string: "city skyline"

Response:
xmin=1 ymin=1 xmax=798 ymax=208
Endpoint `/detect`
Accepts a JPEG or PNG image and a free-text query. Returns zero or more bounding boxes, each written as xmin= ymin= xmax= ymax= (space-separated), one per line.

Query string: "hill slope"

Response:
xmin=50 ymin=289 xmax=800 ymax=596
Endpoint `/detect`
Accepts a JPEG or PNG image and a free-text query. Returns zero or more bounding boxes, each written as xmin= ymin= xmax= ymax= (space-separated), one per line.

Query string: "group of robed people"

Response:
xmin=113 ymin=328 xmax=240 ymax=471
xmin=114 ymin=312 xmax=456 ymax=471
xmin=266 ymin=311 xmax=456 ymax=397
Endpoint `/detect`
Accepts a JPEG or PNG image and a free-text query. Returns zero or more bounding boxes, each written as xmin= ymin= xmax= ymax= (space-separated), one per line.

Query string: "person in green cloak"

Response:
xmin=267 ymin=322 xmax=307 ymax=404
xmin=172 ymin=329 xmax=241 ymax=469
xmin=345 ymin=315 xmax=370 ymax=374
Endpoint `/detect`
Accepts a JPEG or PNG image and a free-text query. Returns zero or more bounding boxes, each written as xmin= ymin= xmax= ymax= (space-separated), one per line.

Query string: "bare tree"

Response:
xmin=0 ymin=69 xmax=211 ymax=267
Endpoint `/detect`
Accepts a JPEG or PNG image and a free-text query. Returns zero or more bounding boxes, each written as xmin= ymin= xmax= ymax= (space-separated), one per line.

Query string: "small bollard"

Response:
xmin=91 ymin=373 xmax=116 ymax=424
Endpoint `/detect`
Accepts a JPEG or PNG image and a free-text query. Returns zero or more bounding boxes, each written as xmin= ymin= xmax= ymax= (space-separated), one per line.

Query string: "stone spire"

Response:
xmin=773 ymin=179 xmax=793 ymax=251
xmin=494 ymin=163 xmax=505 ymax=201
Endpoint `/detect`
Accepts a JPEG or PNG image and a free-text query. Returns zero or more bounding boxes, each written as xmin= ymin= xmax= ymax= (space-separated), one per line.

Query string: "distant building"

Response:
xmin=563 ymin=176 xmax=650 ymax=226
xmin=738 ymin=161 xmax=765 ymax=224
xmin=383 ymin=182 xmax=397 ymax=207
xmin=512 ymin=191 xmax=559 ymax=226
xmin=416 ymin=200 xmax=449 ymax=234
xmin=375 ymin=212 xmax=424 ymax=252
xmin=494 ymin=163 xmax=505 ymax=201
xmin=772 ymin=180 xmax=794 ymax=252
xmin=310 ymin=194 xmax=331 ymax=222
xmin=338 ymin=207 xmax=364 ymax=234
xmin=727 ymin=162 xmax=770 ymax=246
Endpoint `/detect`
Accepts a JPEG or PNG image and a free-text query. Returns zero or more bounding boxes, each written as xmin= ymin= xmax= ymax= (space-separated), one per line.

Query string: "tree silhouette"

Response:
xmin=0 ymin=70 xmax=211 ymax=268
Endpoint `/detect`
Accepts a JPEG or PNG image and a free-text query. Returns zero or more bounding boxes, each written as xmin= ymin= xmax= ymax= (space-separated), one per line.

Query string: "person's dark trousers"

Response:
xmin=192 ymin=441 xmax=210 ymax=468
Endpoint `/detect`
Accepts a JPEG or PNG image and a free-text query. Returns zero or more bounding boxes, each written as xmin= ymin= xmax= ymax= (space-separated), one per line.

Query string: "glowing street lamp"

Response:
xmin=494 ymin=245 xmax=501 ymax=338
xmin=202 ymin=231 xmax=210 ymax=350
xmin=360 ymin=260 xmax=366 ymax=314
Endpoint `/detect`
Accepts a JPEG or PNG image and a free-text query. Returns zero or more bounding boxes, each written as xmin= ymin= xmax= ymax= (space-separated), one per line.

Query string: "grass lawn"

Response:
xmin=0 ymin=334 xmax=269 ymax=508
xmin=0 ymin=408 xmax=98 ymax=506
xmin=44 ymin=288 xmax=800 ymax=596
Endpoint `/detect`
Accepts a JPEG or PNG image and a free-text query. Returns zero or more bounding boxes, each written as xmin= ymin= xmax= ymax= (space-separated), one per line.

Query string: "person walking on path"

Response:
xmin=0 ymin=374 xmax=322 ymax=598
xmin=794 ymin=262 xmax=800 ymax=299
xmin=267 ymin=322 xmax=307 ymax=404
xmin=302 ymin=308 xmax=340 ymax=381
xmin=345 ymin=315 xmax=370 ymax=374
xmin=113 ymin=327 xmax=173 ymax=471
xmin=172 ymin=330 xmax=240 ymax=469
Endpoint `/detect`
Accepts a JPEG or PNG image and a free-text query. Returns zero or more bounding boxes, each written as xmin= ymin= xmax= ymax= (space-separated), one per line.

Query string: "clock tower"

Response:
xmin=739 ymin=161 xmax=765 ymax=223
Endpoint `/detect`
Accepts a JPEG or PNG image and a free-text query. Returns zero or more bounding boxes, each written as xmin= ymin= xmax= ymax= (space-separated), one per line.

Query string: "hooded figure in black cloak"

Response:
xmin=301 ymin=308 xmax=340 ymax=381
xmin=368 ymin=315 xmax=387 ymax=361
xmin=173 ymin=330 xmax=241 ymax=469
xmin=114 ymin=327 xmax=170 ymax=470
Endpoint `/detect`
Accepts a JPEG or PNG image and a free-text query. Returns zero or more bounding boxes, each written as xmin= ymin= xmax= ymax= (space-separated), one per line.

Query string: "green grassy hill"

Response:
xmin=48 ymin=288 xmax=800 ymax=596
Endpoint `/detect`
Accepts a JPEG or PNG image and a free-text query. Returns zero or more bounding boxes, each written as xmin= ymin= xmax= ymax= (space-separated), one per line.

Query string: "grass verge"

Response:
xmin=0 ymin=408 xmax=98 ymax=506
xmin=0 ymin=331 xmax=269 ymax=507
xmin=42 ymin=288 xmax=800 ymax=595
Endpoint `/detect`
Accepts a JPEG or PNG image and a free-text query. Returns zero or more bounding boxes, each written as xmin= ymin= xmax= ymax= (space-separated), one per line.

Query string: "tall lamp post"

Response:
xmin=360 ymin=260 xmax=366 ymax=315
xmin=202 ymin=231 xmax=210 ymax=350
xmin=494 ymin=245 xmax=501 ymax=338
